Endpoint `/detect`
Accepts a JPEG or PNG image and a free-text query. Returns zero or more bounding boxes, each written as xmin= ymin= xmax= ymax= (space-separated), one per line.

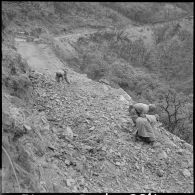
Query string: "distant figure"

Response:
xmin=62 ymin=68 xmax=70 ymax=84
xmin=55 ymin=69 xmax=70 ymax=84
xmin=55 ymin=70 xmax=63 ymax=82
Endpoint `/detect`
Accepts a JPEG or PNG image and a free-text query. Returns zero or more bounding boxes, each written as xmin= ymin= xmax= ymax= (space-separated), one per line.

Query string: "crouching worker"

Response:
xmin=55 ymin=69 xmax=70 ymax=84
xmin=128 ymin=103 xmax=156 ymax=126
xmin=135 ymin=113 xmax=156 ymax=145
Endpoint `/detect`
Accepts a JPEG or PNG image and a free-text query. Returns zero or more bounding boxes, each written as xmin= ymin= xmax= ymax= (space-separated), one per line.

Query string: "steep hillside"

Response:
xmin=54 ymin=21 xmax=193 ymax=144
xmin=2 ymin=2 xmax=193 ymax=193
xmin=2 ymin=2 xmax=131 ymax=36
xmin=101 ymin=2 xmax=192 ymax=25
xmin=2 ymin=37 xmax=193 ymax=193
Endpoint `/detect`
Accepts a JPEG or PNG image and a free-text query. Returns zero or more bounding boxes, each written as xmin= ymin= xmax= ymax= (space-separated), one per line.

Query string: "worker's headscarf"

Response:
xmin=149 ymin=104 xmax=156 ymax=112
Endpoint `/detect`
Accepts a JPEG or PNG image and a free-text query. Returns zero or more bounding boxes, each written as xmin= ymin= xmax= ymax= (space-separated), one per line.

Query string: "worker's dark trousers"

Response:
xmin=135 ymin=131 xmax=154 ymax=144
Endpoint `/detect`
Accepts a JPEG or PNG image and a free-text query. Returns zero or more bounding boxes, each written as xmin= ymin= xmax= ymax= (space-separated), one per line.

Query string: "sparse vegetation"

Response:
xmin=2 ymin=2 xmax=193 ymax=193
xmin=4 ymin=1 xmax=190 ymax=143
xmin=2 ymin=48 xmax=32 ymax=101
xmin=101 ymin=2 xmax=189 ymax=25
xmin=64 ymin=27 xmax=193 ymax=144
xmin=156 ymin=88 xmax=193 ymax=144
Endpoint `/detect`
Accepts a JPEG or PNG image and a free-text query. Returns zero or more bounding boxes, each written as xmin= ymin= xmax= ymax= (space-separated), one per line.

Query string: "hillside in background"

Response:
xmin=101 ymin=2 xmax=193 ymax=24
xmin=2 ymin=2 xmax=193 ymax=193
xmin=50 ymin=2 xmax=193 ymax=144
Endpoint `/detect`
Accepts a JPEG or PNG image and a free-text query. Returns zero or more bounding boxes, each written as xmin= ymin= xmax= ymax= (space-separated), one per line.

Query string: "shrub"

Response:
xmin=178 ymin=29 xmax=192 ymax=41
xmin=2 ymin=48 xmax=32 ymax=101
xmin=153 ymin=24 xmax=170 ymax=44
xmin=156 ymin=88 xmax=193 ymax=144
xmin=4 ymin=75 xmax=32 ymax=99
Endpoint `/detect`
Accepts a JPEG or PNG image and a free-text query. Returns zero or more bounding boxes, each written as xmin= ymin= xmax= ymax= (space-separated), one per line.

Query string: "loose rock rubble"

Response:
xmin=15 ymin=70 xmax=191 ymax=193
xmin=2 ymin=43 xmax=193 ymax=193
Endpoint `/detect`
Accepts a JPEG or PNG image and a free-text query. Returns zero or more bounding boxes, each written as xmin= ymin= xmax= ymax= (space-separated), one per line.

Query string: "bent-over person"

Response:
xmin=128 ymin=103 xmax=156 ymax=145
xmin=55 ymin=69 xmax=70 ymax=84
xmin=128 ymin=103 xmax=156 ymax=126
xmin=135 ymin=115 xmax=156 ymax=145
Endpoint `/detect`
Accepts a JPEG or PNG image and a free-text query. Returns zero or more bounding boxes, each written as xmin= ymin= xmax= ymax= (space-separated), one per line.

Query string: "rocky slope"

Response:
xmin=2 ymin=36 xmax=193 ymax=193
xmin=2 ymin=2 xmax=193 ymax=193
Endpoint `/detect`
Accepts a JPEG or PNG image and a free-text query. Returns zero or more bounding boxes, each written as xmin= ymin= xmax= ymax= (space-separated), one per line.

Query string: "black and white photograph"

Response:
xmin=2 ymin=1 xmax=193 ymax=193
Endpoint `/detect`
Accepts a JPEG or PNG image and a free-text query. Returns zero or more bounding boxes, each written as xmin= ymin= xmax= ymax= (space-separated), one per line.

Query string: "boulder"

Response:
xmin=182 ymin=169 xmax=191 ymax=177
xmin=53 ymin=183 xmax=66 ymax=193
xmin=65 ymin=159 xmax=71 ymax=166
xmin=65 ymin=126 xmax=73 ymax=139
xmin=166 ymin=148 xmax=171 ymax=154
xmin=152 ymin=142 xmax=161 ymax=148
xmin=177 ymin=149 xmax=184 ymax=155
xmin=181 ymin=161 xmax=188 ymax=168
xmin=116 ymin=162 xmax=121 ymax=166
xmin=103 ymin=85 xmax=109 ymax=91
xmin=43 ymin=124 xmax=50 ymax=131
xmin=187 ymin=159 xmax=193 ymax=168
xmin=89 ymin=126 xmax=95 ymax=131
xmin=135 ymin=162 xmax=139 ymax=169
xmin=23 ymin=124 xmax=32 ymax=132
xmin=40 ymin=123 xmax=50 ymax=136
xmin=75 ymin=162 xmax=84 ymax=172
xmin=157 ymin=169 xmax=164 ymax=177
xmin=158 ymin=150 xmax=168 ymax=160
xmin=52 ymin=127 xmax=58 ymax=133
xmin=66 ymin=178 xmax=75 ymax=187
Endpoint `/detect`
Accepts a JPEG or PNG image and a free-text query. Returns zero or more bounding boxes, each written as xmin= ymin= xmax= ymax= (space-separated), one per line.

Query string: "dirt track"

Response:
xmin=15 ymin=40 xmax=64 ymax=78
xmin=15 ymin=29 xmax=100 ymax=78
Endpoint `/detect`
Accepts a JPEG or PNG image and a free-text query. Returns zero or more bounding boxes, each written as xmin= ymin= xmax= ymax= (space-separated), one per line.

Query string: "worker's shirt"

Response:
xmin=145 ymin=114 xmax=158 ymax=126
xmin=145 ymin=114 xmax=161 ymax=138
xmin=136 ymin=117 xmax=155 ymax=139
